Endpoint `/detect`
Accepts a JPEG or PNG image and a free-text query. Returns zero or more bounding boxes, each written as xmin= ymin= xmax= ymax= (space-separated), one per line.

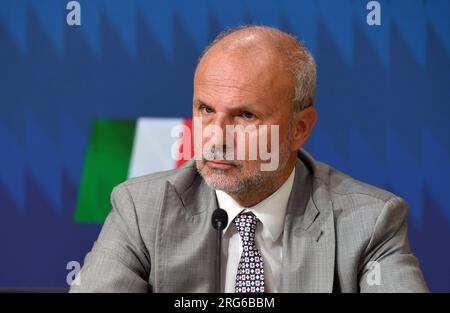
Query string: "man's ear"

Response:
xmin=290 ymin=106 xmax=317 ymax=151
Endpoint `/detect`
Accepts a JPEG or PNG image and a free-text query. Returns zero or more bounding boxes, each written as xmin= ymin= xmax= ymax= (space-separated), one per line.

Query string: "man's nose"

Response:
xmin=213 ymin=114 xmax=232 ymax=130
xmin=204 ymin=114 xmax=236 ymax=153
xmin=208 ymin=114 xmax=232 ymax=142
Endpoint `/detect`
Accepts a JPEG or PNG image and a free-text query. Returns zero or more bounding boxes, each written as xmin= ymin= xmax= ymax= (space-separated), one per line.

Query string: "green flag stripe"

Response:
xmin=75 ymin=119 xmax=136 ymax=223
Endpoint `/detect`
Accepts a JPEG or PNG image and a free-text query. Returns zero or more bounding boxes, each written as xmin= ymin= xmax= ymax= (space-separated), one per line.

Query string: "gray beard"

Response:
xmin=195 ymin=143 xmax=291 ymax=195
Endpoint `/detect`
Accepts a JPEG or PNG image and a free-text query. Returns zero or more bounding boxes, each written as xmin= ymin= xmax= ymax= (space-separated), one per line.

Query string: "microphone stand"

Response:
xmin=215 ymin=221 xmax=224 ymax=293
xmin=211 ymin=208 xmax=228 ymax=293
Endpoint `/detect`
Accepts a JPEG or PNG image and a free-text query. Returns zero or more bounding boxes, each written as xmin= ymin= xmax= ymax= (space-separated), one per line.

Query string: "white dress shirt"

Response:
xmin=215 ymin=167 xmax=295 ymax=293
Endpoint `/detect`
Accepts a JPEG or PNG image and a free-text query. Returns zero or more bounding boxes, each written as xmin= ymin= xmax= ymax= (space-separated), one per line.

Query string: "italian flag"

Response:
xmin=75 ymin=118 xmax=193 ymax=223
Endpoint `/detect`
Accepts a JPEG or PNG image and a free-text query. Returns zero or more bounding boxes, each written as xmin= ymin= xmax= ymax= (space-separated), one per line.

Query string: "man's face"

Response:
xmin=193 ymin=46 xmax=295 ymax=194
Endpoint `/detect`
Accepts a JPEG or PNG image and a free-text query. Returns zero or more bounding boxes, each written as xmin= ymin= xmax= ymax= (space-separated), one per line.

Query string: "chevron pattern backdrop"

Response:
xmin=0 ymin=0 xmax=449 ymax=291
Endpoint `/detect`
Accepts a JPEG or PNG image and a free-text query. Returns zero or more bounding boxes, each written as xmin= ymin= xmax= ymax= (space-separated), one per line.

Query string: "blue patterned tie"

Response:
xmin=234 ymin=212 xmax=265 ymax=293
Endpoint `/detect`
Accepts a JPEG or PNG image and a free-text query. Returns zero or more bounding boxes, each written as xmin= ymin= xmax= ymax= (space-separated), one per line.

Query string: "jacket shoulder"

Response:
xmin=311 ymin=160 xmax=408 ymax=234
xmin=336 ymin=167 xmax=392 ymax=200
xmin=120 ymin=160 xmax=198 ymax=194
xmin=110 ymin=160 xmax=199 ymax=223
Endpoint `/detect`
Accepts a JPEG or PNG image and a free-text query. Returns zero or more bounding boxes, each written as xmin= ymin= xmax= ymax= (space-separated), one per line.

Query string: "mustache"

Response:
xmin=201 ymin=143 xmax=240 ymax=165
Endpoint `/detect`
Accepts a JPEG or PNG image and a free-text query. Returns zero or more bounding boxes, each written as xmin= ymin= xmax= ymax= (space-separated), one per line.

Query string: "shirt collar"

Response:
xmin=215 ymin=167 xmax=296 ymax=242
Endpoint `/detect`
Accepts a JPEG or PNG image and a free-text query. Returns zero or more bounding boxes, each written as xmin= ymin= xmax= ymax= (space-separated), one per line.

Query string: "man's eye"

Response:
xmin=201 ymin=106 xmax=214 ymax=114
xmin=241 ymin=111 xmax=255 ymax=120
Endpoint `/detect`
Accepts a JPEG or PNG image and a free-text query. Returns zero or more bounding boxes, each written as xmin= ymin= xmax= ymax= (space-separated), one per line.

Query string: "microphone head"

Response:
xmin=211 ymin=208 xmax=228 ymax=230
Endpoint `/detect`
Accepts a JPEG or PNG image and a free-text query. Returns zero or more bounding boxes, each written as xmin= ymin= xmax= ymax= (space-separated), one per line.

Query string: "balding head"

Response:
xmin=197 ymin=25 xmax=317 ymax=112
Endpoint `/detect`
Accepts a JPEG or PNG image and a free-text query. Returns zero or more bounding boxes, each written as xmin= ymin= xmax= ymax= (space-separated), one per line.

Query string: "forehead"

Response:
xmin=194 ymin=48 xmax=291 ymax=108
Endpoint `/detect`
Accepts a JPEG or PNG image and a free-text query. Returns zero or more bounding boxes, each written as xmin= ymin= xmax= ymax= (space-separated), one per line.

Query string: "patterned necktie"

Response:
xmin=234 ymin=212 xmax=265 ymax=293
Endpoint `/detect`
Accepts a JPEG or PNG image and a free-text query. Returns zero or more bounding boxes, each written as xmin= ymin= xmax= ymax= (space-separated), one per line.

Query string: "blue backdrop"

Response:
xmin=0 ymin=0 xmax=449 ymax=291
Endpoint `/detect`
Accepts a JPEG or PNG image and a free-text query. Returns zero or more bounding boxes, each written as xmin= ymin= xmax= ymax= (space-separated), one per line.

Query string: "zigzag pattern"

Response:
xmin=0 ymin=0 xmax=449 ymax=63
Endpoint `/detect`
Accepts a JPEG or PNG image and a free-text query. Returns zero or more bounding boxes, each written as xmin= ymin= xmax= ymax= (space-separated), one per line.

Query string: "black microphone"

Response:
xmin=211 ymin=208 xmax=228 ymax=293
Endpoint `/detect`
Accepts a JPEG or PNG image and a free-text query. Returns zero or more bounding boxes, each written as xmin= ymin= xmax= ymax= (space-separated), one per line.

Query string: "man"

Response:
xmin=70 ymin=26 xmax=428 ymax=293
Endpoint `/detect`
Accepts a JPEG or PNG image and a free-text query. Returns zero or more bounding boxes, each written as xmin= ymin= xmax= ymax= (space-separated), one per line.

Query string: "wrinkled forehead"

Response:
xmin=194 ymin=47 xmax=292 ymax=101
xmin=197 ymin=52 xmax=271 ymax=85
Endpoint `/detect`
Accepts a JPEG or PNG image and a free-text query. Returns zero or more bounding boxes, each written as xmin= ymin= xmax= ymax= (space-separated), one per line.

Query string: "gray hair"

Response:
xmin=197 ymin=25 xmax=317 ymax=113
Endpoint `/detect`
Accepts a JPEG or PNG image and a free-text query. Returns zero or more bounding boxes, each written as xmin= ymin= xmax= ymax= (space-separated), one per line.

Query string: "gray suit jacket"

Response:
xmin=70 ymin=149 xmax=428 ymax=293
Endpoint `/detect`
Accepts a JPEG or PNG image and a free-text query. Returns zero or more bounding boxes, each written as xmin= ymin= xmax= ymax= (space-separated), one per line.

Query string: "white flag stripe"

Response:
xmin=128 ymin=118 xmax=183 ymax=178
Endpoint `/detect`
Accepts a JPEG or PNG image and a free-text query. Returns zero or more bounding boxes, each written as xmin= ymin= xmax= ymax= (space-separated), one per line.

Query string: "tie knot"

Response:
xmin=234 ymin=212 xmax=258 ymax=243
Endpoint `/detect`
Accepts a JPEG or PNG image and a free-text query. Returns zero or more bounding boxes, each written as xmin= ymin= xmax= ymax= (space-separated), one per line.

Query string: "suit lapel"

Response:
xmin=281 ymin=153 xmax=336 ymax=292
xmin=155 ymin=173 xmax=219 ymax=292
